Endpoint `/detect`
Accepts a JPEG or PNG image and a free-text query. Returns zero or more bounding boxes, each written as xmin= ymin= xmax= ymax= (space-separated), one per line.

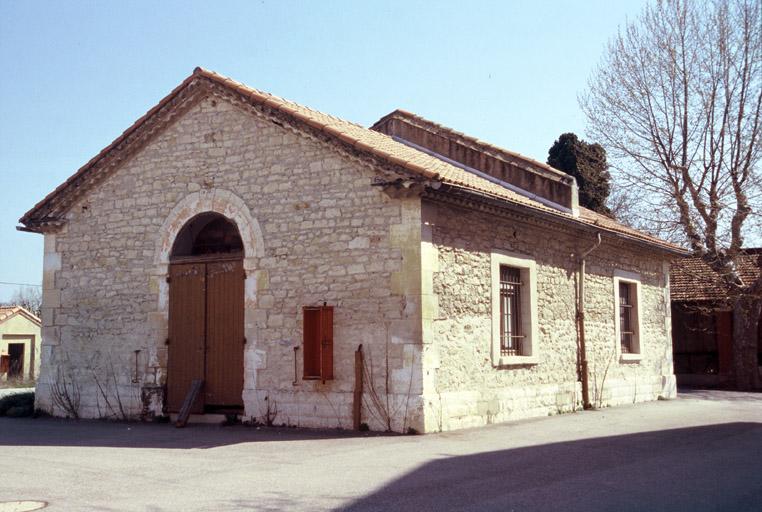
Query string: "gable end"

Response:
xmin=18 ymin=69 xmax=431 ymax=233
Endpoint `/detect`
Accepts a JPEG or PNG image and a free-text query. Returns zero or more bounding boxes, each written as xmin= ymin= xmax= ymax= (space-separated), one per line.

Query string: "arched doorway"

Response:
xmin=166 ymin=212 xmax=245 ymax=414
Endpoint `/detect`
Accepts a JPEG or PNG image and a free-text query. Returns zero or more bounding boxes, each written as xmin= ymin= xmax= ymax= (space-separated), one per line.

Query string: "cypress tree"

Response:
xmin=547 ymin=133 xmax=611 ymax=215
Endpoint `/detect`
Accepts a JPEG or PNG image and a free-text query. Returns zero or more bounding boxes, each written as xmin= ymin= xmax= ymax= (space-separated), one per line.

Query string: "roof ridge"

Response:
xmin=19 ymin=67 xmax=684 ymax=255
xmin=194 ymin=67 xmax=367 ymax=129
xmin=0 ymin=305 xmax=41 ymax=325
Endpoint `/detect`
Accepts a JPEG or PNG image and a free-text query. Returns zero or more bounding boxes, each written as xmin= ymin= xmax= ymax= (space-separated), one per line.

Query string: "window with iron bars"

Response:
xmin=499 ymin=266 xmax=524 ymax=356
xmin=619 ymin=281 xmax=636 ymax=353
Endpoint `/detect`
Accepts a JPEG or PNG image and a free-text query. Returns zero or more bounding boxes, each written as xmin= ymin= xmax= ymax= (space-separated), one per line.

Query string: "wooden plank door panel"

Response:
xmin=205 ymin=259 xmax=245 ymax=407
xmin=716 ymin=311 xmax=733 ymax=375
xmin=167 ymin=263 xmax=206 ymax=413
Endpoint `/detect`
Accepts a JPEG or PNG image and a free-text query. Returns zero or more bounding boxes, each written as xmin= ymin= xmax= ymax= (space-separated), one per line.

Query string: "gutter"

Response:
xmin=428 ymin=184 xmax=688 ymax=257
xmin=577 ymin=233 xmax=602 ymax=410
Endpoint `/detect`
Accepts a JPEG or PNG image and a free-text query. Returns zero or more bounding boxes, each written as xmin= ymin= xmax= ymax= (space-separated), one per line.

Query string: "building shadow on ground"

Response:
xmin=678 ymin=388 xmax=762 ymax=401
xmin=0 ymin=417 xmax=393 ymax=449
xmin=2 ymin=419 xmax=761 ymax=511
xmin=341 ymin=422 xmax=762 ymax=512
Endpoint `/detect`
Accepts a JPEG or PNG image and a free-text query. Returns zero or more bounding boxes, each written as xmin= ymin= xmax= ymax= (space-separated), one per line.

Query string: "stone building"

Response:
xmin=671 ymin=250 xmax=762 ymax=389
xmin=20 ymin=68 xmax=685 ymax=431
xmin=0 ymin=306 xmax=41 ymax=382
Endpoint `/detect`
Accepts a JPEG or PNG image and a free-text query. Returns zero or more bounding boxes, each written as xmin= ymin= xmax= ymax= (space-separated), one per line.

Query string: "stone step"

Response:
xmin=169 ymin=413 xmax=229 ymax=425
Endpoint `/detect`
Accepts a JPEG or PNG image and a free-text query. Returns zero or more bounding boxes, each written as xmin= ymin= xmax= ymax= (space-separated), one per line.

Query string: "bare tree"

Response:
xmin=4 ymin=287 xmax=42 ymax=318
xmin=581 ymin=0 xmax=762 ymax=389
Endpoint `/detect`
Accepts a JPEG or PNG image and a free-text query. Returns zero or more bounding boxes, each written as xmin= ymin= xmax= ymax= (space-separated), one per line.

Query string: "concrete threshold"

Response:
xmin=169 ymin=413 xmax=229 ymax=425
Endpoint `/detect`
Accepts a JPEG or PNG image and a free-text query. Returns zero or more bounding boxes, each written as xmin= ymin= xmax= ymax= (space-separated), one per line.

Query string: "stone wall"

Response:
xmin=32 ymin=87 xmax=676 ymax=433
xmin=35 ymin=93 xmax=425 ymax=431
xmin=420 ymin=198 xmax=675 ymax=431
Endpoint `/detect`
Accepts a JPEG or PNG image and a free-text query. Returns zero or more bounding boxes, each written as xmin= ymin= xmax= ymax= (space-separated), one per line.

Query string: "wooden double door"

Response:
xmin=167 ymin=258 xmax=245 ymax=413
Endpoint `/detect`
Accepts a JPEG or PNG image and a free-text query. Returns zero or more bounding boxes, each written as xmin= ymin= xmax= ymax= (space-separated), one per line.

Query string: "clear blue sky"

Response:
xmin=0 ymin=0 xmax=646 ymax=301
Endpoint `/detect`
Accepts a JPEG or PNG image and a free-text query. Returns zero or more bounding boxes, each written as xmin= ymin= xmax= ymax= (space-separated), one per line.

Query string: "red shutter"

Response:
xmin=320 ymin=306 xmax=334 ymax=381
xmin=716 ymin=311 xmax=733 ymax=375
xmin=303 ymin=307 xmax=321 ymax=379
xmin=303 ymin=305 xmax=334 ymax=381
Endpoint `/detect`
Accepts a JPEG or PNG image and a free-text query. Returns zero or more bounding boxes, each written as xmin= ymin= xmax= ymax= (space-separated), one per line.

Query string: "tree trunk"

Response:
xmin=732 ymin=297 xmax=762 ymax=391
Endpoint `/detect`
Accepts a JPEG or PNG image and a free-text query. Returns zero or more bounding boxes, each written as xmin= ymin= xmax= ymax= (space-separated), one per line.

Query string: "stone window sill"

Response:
xmin=496 ymin=355 xmax=540 ymax=367
xmin=620 ymin=353 xmax=643 ymax=363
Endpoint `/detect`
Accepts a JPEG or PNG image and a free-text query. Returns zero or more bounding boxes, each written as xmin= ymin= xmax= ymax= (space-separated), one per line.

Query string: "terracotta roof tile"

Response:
xmin=20 ymin=67 xmax=685 ymax=254
xmin=0 ymin=306 xmax=41 ymax=325
xmin=671 ymin=250 xmax=762 ymax=302
xmin=0 ymin=306 xmax=18 ymax=321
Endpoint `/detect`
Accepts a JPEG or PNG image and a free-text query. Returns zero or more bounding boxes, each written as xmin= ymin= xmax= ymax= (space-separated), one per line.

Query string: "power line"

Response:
xmin=0 ymin=281 xmax=42 ymax=288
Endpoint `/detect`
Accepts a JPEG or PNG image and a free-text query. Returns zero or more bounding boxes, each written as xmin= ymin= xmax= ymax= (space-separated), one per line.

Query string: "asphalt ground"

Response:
xmin=0 ymin=389 xmax=760 ymax=511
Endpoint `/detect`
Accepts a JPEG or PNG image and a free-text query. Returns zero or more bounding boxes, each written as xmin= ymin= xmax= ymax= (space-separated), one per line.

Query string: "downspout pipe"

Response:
xmin=578 ymin=232 xmax=602 ymax=410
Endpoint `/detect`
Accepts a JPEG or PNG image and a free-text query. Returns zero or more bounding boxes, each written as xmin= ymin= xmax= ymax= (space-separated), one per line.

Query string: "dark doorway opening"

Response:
xmin=8 ymin=343 xmax=25 ymax=379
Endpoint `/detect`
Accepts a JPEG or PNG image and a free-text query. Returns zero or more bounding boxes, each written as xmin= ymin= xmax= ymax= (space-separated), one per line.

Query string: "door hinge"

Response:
xmin=243 ymin=337 xmax=247 ymax=345
xmin=165 ymin=338 xmax=170 ymax=345
xmin=166 ymin=276 xmax=171 ymax=283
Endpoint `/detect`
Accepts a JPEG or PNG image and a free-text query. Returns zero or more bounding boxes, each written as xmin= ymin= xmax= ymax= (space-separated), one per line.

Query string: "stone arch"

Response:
xmin=170 ymin=212 xmax=244 ymax=258
xmin=143 ymin=188 xmax=266 ymax=417
xmin=154 ymin=188 xmax=264 ymax=270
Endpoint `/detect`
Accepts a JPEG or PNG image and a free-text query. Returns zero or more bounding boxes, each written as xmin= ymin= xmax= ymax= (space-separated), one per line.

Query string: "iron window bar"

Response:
xmin=619 ymin=282 xmax=635 ymax=353
xmin=500 ymin=266 xmax=524 ymax=356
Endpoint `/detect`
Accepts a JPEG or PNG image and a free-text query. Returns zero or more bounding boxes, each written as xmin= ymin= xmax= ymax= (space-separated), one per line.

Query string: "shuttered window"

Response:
xmin=303 ymin=306 xmax=334 ymax=381
xmin=619 ymin=282 xmax=636 ymax=353
xmin=613 ymin=272 xmax=643 ymax=360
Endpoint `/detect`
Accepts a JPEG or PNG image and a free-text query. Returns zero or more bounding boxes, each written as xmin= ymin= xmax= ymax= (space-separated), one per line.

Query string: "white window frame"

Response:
xmin=490 ymin=250 xmax=539 ymax=366
xmin=613 ymin=270 xmax=643 ymax=362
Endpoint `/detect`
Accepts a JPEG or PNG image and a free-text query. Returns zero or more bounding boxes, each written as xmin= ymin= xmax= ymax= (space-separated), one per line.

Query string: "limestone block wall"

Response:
xmin=34 ymin=93 xmax=424 ymax=431
xmin=420 ymin=199 xmax=675 ymax=431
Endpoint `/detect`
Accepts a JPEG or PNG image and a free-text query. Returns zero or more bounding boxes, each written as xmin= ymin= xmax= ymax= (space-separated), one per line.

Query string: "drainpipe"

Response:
xmin=577 ymin=232 xmax=602 ymax=410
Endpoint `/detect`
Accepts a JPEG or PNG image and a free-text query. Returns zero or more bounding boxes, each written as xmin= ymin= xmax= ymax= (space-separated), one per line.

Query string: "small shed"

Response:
xmin=0 ymin=306 xmax=42 ymax=381
xmin=671 ymin=250 xmax=762 ymax=388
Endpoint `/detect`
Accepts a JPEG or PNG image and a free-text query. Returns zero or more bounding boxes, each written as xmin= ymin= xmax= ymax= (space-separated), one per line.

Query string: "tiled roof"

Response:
xmin=671 ymin=250 xmax=762 ymax=302
xmin=0 ymin=306 xmax=41 ymax=325
xmin=19 ymin=68 xmax=685 ymax=254
xmin=0 ymin=306 xmax=17 ymax=321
